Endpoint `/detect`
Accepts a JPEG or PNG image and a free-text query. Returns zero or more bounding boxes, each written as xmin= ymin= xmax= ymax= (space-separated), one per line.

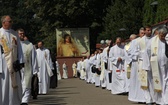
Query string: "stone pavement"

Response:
xmin=29 ymin=78 xmax=141 ymax=105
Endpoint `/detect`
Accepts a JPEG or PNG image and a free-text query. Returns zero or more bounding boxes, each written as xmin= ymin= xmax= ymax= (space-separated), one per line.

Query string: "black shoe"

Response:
xmin=102 ymin=87 xmax=106 ymax=89
xmin=146 ymin=103 xmax=153 ymax=105
xmin=138 ymin=102 xmax=146 ymax=104
xmin=21 ymin=103 xmax=28 ymax=105
xmin=33 ymin=96 xmax=37 ymax=99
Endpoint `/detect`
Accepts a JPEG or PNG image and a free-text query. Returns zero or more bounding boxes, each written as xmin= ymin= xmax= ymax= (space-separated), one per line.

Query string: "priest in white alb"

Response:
xmin=124 ymin=34 xmax=137 ymax=92
xmin=36 ymin=41 xmax=53 ymax=94
xmin=127 ymin=28 xmax=146 ymax=103
xmin=72 ymin=61 xmax=77 ymax=78
xmin=62 ymin=61 xmax=68 ymax=79
xmin=56 ymin=61 xmax=61 ymax=80
xmin=17 ymin=29 xmax=39 ymax=105
xmin=0 ymin=15 xmax=24 ymax=105
xmin=0 ymin=45 xmax=3 ymax=104
xmin=109 ymin=37 xmax=126 ymax=94
xmin=142 ymin=26 xmax=168 ymax=105
xmin=137 ymin=26 xmax=155 ymax=105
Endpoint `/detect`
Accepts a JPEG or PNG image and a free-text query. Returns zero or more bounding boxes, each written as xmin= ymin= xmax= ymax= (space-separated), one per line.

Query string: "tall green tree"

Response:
xmin=25 ymin=0 xmax=111 ymax=54
xmin=155 ymin=0 xmax=168 ymax=23
xmin=101 ymin=0 xmax=144 ymax=42
xmin=143 ymin=0 xmax=168 ymax=26
xmin=143 ymin=0 xmax=156 ymax=25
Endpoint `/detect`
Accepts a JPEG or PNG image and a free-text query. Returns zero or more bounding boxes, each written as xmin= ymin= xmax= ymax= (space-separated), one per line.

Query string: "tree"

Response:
xmin=25 ymin=0 xmax=111 ymax=54
xmin=101 ymin=0 xmax=144 ymax=42
xmin=155 ymin=0 xmax=168 ymax=23
xmin=142 ymin=0 xmax=155 ymax=26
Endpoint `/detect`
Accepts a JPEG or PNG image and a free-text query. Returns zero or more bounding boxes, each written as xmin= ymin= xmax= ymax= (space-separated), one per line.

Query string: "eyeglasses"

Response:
xmin=19 ymin=33 xmax=24 ymax=35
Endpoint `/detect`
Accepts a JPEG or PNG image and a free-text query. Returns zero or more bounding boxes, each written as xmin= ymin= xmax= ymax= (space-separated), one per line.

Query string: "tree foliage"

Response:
xmin=155 ymin=0 xmax=168 ymax=23
xmin=101 ymin=0 xmax=144 ymax=42
xmin=0 ymin=0 xmax=167 ymax=56
xmin=25 ymin=0 xmax=111 ymax=54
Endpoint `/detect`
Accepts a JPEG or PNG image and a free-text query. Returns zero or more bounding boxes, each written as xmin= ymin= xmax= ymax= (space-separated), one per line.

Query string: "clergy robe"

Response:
xmin=95 ymin=54 xmax=100 ymax=87
xmin=0 ymin=45 xmax=3 ymax=104
xmin=88 ymin=56 xmax=95 ymax=83
xmin=90 ymin=55 xmax=96 ymax=84
xmin=99 ymin=53 xmax=106 ymax=88
xmin=137 ymin=35 xmax=155 ymax=104
xmin=143 ymin=36 xmax=168 ymax=104
xmin=102 ymin=46 xmax=111 ymax=90
xmin=83 ymin=58 xmax=90 ymax=82
xmin=109 ymin=44 xmax=126 ymax=94
xmin=81 ymin=60 xmax=86 ymax=80
xmin=56 ymin=61 xmax=61 ymax=80
xmin=124 ymin=42 xmax=132 ymax=92
xmin=62 ymin=63 xmax=68 ymax=79
xmin=36 ymin=48 xmax=53 ymax=94
xmin=0 ymin=28 xmax=24 ymax=105
xmin=76 ymin=60 xmax=81 ymax=77
xmin=127 ymin=38 xmax=145 ymax=102
xmin=20 ymin=40 xmax=38 ymax=103
xmin=72 ymin=62 xmax=77 ymax=77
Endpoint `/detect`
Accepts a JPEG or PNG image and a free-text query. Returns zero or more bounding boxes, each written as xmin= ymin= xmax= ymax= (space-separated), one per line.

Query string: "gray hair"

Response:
xmin=1 ymin=15 xmax=10 ymax=23
xmin=157 ymin=26 xmax=168 ymax=35
xmin=130 ymin=34 xmax=137 ymax=39
xmin=139 ymin=27 xmax=144 ymax=33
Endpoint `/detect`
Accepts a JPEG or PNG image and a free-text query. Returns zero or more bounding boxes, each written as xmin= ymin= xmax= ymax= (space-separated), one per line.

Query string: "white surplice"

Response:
xmin=81 ymin=60 xmax=86 ymax=80
xmin=124 ymin=42 xmax=132 ymax=92
xmin=95 ymin=54 xmax=100 ymax=87
xmin=138 ymin=35 xmax=155 ymax=104
xmin=102 ymin=47 xmax=109 ymax=90
xmin=109 ymin=44 xmax=126 ymax=94
xmin=0 ymin=28 xmax=24 ymax=105
xmin=127 ymin=38 xmax=146 ymax=102
xmin=88 ymin=56 xmax=95 ymax=83
xmin=72 ymin=62 xmax=77 ymax=77
xmin=0 ymin=45 xmax=3 ymax=104
xmin=83 ymin=58 xmax=90 ymax=82
xmin=56 ymin=61 xmax=61 ymax=80
xmin=36 ymin=48 xmax=52 ymax=94
xmin=142 ymin=36 xmax=168 ymax=104
xmin=62 ymin=63 xmax=68 ymax=79
xmin=98 ymin=53 xmax=106 ymax=88
xmin=20 ymin=40 xmax=38 ymax=103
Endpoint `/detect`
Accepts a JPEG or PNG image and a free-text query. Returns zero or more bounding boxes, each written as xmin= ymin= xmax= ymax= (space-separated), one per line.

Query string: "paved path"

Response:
xmin=29 ymin=78 xmax=141 ymax=105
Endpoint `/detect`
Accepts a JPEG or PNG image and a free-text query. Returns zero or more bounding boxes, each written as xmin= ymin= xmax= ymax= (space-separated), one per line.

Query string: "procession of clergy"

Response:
xmin=57 ymin=25 xmax=168 ymax=105
xmin=0 ymin=15 xmax=54 ymax=105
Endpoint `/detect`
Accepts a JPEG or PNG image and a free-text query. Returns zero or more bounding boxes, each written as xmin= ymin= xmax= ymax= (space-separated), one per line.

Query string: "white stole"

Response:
xmin=0 ymin=31 xmax=18 ymax=88
xmin=125 ymin=42 xmax=131 ymax=79
xmin=150 ymin=36 xmax=162 ymax=92
xmin=100 ymin=54 xmax=105 ymax=80
xmin=22 ymin=41 xmax=33 ymax=88
xmin=138 ymin=36 xmax=148 ymax=89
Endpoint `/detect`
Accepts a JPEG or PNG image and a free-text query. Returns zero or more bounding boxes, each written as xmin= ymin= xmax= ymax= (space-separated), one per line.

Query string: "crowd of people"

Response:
xmin=1 ymin=14 xmax=168 ymax=105
xmin=0 ymin=15 xmax=54 ymax=105
xmin=56 ymin=25 xmax=168 ymax=105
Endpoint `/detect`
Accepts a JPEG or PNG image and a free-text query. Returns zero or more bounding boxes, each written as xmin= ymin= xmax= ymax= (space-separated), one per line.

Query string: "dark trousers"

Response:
xmin=31 ymin=75 xmax=39 ymax=99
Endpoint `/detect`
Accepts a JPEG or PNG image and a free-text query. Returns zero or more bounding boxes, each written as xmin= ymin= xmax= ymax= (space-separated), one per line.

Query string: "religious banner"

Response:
xmin=56 ymin=28 xmax=90 ymax=57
